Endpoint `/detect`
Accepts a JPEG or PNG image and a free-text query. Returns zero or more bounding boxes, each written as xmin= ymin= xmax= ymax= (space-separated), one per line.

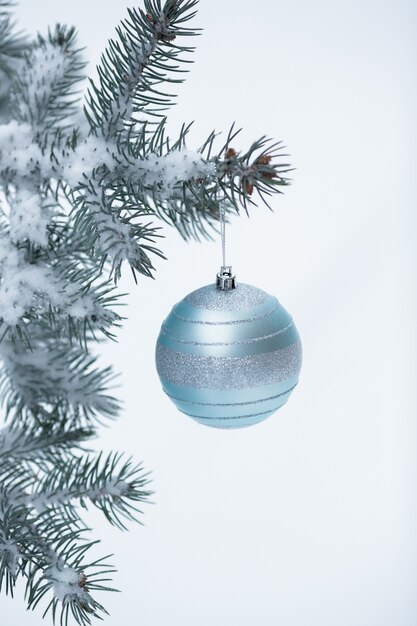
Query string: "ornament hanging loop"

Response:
xmin=216 ymin=265 xmax=236 ymax=290
xmin=216 ymin=195 xmax=236 ymax=290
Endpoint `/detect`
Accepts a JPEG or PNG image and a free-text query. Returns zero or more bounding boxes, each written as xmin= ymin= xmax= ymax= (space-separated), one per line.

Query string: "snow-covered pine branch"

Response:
xmin=0 ymin=337 xmax=120 ymax=421
xmin=11 ymin=24 xmax=85 ymax=134
xmin=23 ymin=452 xmax=151 ymax=530
xmin=0 ymin=0 xmax=292 ymax=624
xmin=0 ymin=421 xmax=92 ymax=460
xmin=0 ymin=1 xmax=27 ymax=123
xmin=69 ymin=135 xmax=216 ymax=279
xmin=0 ymin=445 xmax=152 ymax=622
xmin=0 ymin=491 xmax=115 ymax=624
xmin=85 ymin=0 xmax=199 ymax=137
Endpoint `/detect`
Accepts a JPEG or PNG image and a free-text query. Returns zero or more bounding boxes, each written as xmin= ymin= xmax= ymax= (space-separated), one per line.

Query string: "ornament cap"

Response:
xmin=216 ymin=265 xmax=236 ymax=290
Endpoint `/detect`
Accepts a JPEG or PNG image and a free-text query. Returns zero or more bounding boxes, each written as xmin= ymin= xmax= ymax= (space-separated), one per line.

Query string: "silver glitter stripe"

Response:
xmin=160 ymin=322 xmax=293 ymax=346
xmin=171 ymin=303 xmax=280 ymax=325
xmin=155 ymin=343 xmax=302 ymax=389
xmin=164 ymin=384 xmax=297 ymax=406
xmin=180 ymin=408 xmax=274 ymax=420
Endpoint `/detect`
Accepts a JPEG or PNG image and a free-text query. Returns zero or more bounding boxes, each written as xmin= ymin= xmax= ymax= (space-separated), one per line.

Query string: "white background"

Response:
xmin=2 ymin=0 xmax=416 ymax=624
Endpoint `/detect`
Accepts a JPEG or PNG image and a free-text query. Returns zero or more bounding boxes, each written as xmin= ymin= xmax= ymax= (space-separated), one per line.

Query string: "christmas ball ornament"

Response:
xmin=155 ymin=265 xmax=302 ymax=429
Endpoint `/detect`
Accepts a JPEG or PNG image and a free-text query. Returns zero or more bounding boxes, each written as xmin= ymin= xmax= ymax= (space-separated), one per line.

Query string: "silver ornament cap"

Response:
xmin=216 ymin=265 xmax=236 ymax=290
xmin=155 ymin=276 xmax=302 ymax=429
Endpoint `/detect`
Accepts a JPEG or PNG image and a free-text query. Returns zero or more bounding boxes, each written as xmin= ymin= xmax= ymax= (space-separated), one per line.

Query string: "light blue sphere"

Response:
xmin=155 ymin=282 xmax=302 ymax=429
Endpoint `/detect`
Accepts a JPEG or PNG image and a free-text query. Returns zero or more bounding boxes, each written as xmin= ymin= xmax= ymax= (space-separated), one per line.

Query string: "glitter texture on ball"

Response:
xmin=155 ymin=282 xmax=302 ymax=429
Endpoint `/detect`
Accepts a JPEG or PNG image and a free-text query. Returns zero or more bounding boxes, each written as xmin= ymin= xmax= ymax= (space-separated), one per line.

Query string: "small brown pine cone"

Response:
xmin=224 ymin=148 xmax=237 ymax=159
xmin=255 ymin=154 xmax=272 ymax=165
xmin=245 ymin=181 xmax=254 ymax=195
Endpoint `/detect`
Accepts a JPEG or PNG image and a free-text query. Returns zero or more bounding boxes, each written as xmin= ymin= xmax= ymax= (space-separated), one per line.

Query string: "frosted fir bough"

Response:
xmin=0 ymin=0 xmax=292 ymax=624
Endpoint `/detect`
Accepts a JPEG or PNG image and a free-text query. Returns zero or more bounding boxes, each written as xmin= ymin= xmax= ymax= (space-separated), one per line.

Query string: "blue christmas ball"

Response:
xmin=155 ymin=281 xmax=302 ymax=429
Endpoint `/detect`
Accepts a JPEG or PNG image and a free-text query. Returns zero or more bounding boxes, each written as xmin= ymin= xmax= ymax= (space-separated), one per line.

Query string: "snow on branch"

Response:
xmin=0 ymin=119 xmax=54 ymax=181
xmin=0 ymin=491 xmax=114 ymax=624
xmin=11 ymin=25 xmax=85 ymax=133
xmin=0 ymin=422 xmax=92 ymax=460
xmin=0 ymin=338 xmax=120 ymax=421
xmin=85 ymin=0 xmax=199 ymax=136
xmin=0 ymin=1 xmax=293 ymax=624
xmin=66 ymin=140 xmax=214 ymax=278
xmin=23 ymin=452 xmax=152 ymax=530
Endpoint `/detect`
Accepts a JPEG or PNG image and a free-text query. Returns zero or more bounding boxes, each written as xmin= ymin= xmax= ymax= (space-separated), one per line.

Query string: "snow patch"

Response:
xmin=0 ymin=426 xmax=17 ymax=454
xmin=48 ymin=566 xmax=86 ymax=603
xmin=0 ymin=234 xmax=64 ymax=325
xmin=88 ymin=479 xmax=129 ymax=499
xmin=64 ymin=135 xmax=116 ymax=187
xmin=0 ymin=538 xmax=20 ymax=576
xmin=9 ymin=187 xmax=50 ymax=246
xmin=16 ymin=42 xmax=71 ymax=129
xmin=140 ymin=149 xmax=214 ymax=196
xmin=0 ymin=120 xmax=52 ymax=179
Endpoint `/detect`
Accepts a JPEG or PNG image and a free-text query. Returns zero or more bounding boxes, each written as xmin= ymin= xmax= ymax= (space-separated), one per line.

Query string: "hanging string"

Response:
xmin=220 ymin=198 xmax=226 ymax=268
xmin=216 ymin=192 xmax=235 ymax=289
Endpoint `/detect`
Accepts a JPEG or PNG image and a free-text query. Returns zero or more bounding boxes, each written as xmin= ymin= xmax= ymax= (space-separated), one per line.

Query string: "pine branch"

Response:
xmin=0 ymin=493 xmax=30 ymax=596
xmin=24 ymin=452 xmax=152 ymax=530
xmin=25 ymin=534 xmax=115 ymax=626
xmin=66 ymin=116 xmax=292 ymax=279
xmin=0 ymin=1 xmax=294 ymax=624
xmin=70 ymin=173 xmax=166 ymax=282
xmin=0 ymin=493 xmax=115 ymax=626
xmin=10 ymin=24 xmax=86 ymax=134
xmin=0 ymin=421 xmax=93 ymax=461
xmin=0 ymin=337 xmax=120 ymax=423
xmin=85 ymin=0 xmax=199 ymax=136
xmin=0 ymin=3 xmax=27 ymax=65
xmin=0 ymin=447 xmax=151 ymax=624
xmin=0 ymin=3 xmax=27 ymax=123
